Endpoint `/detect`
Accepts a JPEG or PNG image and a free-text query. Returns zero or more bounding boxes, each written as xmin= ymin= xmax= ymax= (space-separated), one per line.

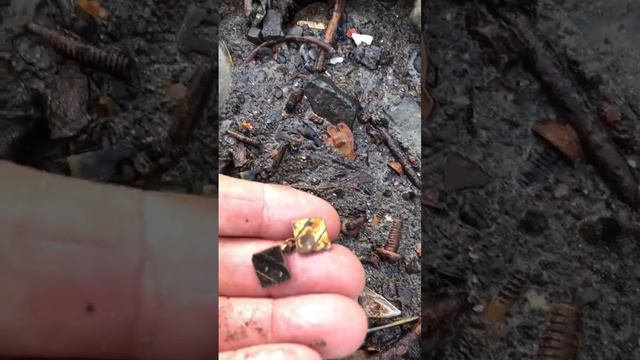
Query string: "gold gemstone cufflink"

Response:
xmin=252 ymin=217 xmax=331 ymax=288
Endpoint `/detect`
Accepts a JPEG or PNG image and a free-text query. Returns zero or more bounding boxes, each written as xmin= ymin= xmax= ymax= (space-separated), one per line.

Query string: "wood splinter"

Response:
xmin=314 ymin=0 xmax=346 ymax=72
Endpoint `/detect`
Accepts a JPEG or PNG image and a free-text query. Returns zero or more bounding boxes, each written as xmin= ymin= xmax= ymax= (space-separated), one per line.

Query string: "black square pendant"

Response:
xmin=251 ymin=246 xmax=291 ymax=288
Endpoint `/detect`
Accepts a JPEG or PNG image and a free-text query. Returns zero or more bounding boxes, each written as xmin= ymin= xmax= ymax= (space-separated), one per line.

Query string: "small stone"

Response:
xmin=252 ymin=246 xmax=291 ymax=288
xmin=285 ymin=89 xmax=304 ymax=113
xmin=287 ymin=25 xmax=303 ymax=37
xmin=261 ymin=9 xmax=284 ymax=40
xmin=45 ymin=67 xmax=89 ymax=139
xmin=385 ymin=96 xmax=421 ymax=151
xmin=304 ymin=76 xmax=360 ymax=127
xmin=576 ymin=287 xmax=599 ymax=306
xmin=355 ymin=45 xmax=382 ymax=70
xmin=66 ymin=146 xmax=137 ymax=183
xmin=553 ymin=183 xmax=570 ymax=198
xmin=275 ymin=87 xmax=283 ymax=99
xmin=443 ymin=152 xmax=490 ymax=191
xmin=519 ymin=209 xmax=548 ymax=236
xmin=246 ymin=26 xmax=262 ymax=44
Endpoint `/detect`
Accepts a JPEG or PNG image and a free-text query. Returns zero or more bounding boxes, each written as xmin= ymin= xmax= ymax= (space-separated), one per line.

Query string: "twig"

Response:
xmin=243 ymin=36 xmax=336 ymax=64
xmin=502 ymin=14 xmax=639 ymax=208
xmin=314 ymin=0 xmax=345 ymax=72
xmin=375 ymin=126 xmax=421 ymax=189
xmin=244 ymin=0 xmax=252 ymax=16
xmin=226 ymin=130 xmax=261 ymax=148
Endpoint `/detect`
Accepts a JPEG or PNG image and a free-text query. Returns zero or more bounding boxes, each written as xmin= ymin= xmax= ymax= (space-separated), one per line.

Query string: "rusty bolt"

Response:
xmin=376 ymin=218 xmax=403 ymax=262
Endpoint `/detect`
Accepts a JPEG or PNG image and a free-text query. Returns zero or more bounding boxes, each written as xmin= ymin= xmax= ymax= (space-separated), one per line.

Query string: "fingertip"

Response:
xmin=313 ymin=295 xmax=368 ymax=358
xmin=219 ymin=343 xmax=322 ymax=360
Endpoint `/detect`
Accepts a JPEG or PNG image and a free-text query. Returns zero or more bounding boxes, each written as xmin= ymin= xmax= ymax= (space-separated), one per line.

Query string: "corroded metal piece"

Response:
xmin=252 ymin=246 xmax=291 ymax=288
xmin=537 ymin=303 xmax=583 ymax=360
xmin=26 ymin=22 xmax=134 ymax=79
xmin=483 ymin=269 xmax=528 ymax=323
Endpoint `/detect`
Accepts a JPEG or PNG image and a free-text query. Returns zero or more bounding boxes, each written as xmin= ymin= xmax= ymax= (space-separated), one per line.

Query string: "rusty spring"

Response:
xmin=493 ymin=269 xmax=528 ymax=306
xmin=26 ymin=22 xmax=134 ymax=79
xmin=537 ymin=303 xmax=583 ymax=360
xmin=385 ymin=218 xmax=404 ymax=252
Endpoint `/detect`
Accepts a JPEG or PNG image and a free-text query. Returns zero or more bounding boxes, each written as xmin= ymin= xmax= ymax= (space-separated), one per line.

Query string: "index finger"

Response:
xmin=218 ymin=175 xmax=341 ymax=240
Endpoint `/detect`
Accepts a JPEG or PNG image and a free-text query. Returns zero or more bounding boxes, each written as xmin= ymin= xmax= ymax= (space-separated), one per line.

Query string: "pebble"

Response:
xmin=443 ymin=152 xmax=491 ymax=191
xmin=553 ymin=183 xmax=570 ymax=198
xmin=355 ymin=45 xmax=382 ymax=70
xmin=385 ymin=96 xmax=421 ymax=151
xmin=303 ymin=76 xmax=360 ymax=127
xmin=261 ymin=9 xmax=284 ymax=40
xmin=576 ymin=287 xmax=599 ymax=306
xmin=519 ymin=209 xmax=548 ymax=236
xmin=246 ymin=26 xmax=262 ymax=44
xmin=45 ymin=67 xmax=89 ymax=139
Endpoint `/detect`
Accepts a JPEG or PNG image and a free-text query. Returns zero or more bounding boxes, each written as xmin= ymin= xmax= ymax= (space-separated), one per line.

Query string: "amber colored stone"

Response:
xmin=292 ymin=217 xmax=331 ymax=254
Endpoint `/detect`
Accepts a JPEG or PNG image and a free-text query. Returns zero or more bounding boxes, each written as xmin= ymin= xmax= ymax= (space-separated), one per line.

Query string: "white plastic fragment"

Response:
xmin=328 ymin=56 xmax=344 ymax=64
xmin=351 ymin=33 xmax=373 ymax=46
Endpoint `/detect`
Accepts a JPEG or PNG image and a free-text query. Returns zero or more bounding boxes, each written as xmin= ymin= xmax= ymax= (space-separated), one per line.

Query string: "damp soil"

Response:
xmin=219 ymin=0 xmax=421 ymax=357
xmin=0 ymin=0 xmax=217 ymax=195
xmin=424 ymin=0 xmax=640 ymax=358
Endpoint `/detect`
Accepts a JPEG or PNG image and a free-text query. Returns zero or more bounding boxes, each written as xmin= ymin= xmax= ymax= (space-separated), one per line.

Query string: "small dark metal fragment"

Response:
xmin=285 ymin=88 xmax=304 ymax=113
xmin=252 ymin=246 xmax=291 ymax=288
xmin=443 ymin=152 xmax=490 ymax=191
xmin=271 ymin=141 xmax=289 ymax=171
xmin=26 ymin=22 xmax=134 ymax=79
xmin=168 ymin=64 xmax=215 ymax=155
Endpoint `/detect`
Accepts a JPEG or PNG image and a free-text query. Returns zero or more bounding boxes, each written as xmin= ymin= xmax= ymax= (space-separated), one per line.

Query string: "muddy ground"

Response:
xmin=424 ymin=0 xmax=640 ymax=359
xmin=0 ymin=0 xmax=217 ymax=195
xmin=219 ymin=0 xmax=421 ymax=357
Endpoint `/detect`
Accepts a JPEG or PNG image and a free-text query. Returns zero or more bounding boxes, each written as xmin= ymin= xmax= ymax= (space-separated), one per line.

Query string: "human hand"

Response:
xmin=218 ymin=175 xmax=368 ymax=359
xmin=0 ymin=161 xmax=216 ymax=359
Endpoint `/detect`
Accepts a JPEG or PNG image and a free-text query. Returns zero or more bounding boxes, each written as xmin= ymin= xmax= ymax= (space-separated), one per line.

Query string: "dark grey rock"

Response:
xmin=304 ymin=76 xmax=360 ymax=126
xmin=45 ymin=67 xmax=89 ymax=139
xmin=355 ymin=45 xmax=382 ymax=70
xmin=385 ymin=96 xmax=421 ymax=151
xmin=443 ymin=152 xmax=491 ymax=191
xmin=519 ymin=210 xmax=548 ymax=236
xmin=66 ymin=146 xmax=137 ymax=183
xmin=261 ymin=9 xmax=284 ymax=40
xmin=287 ymin=25 xmax=303 ymax=37
xmin=246 ymin=26 xmax=262 ymax=45
xmin=576 ymin=287 xmax=599 ymax=306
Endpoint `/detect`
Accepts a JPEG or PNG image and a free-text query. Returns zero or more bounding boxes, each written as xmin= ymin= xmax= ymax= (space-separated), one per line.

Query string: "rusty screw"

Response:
xmin=376 ymin=218 xmax=403 ymax=261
